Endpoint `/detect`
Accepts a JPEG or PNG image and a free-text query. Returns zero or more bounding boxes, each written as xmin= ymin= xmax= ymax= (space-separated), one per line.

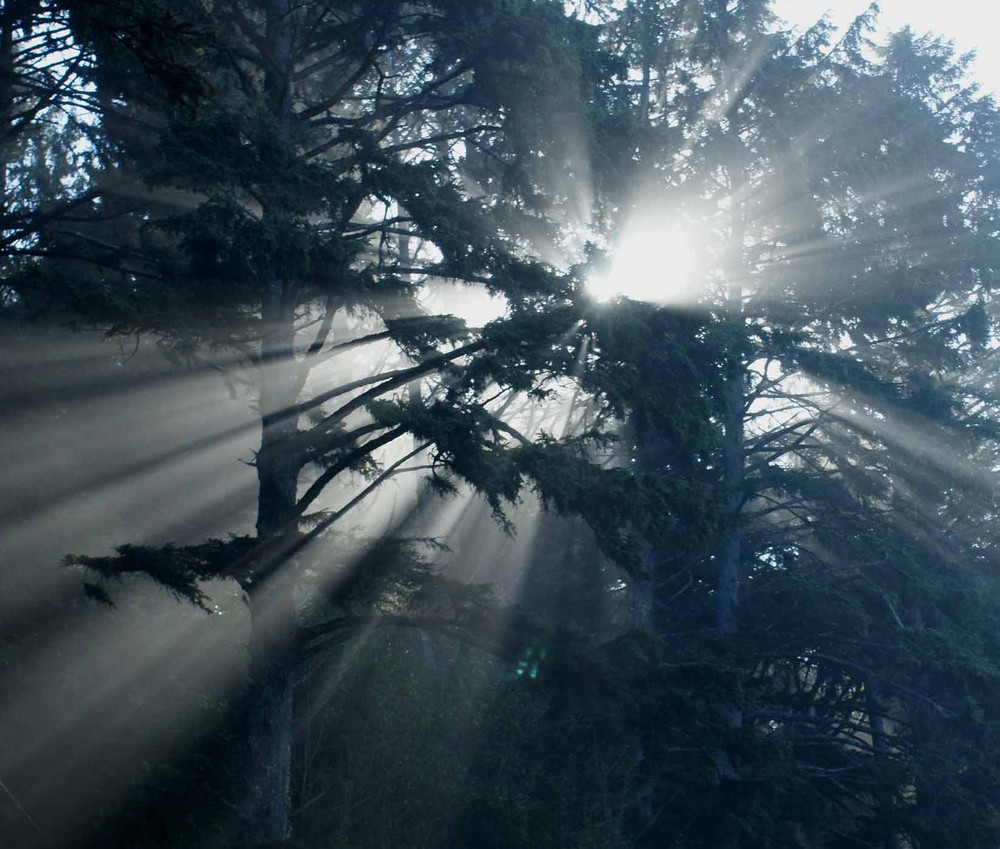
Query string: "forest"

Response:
xmin=3 ymin=1 xmax=1000 ymax=847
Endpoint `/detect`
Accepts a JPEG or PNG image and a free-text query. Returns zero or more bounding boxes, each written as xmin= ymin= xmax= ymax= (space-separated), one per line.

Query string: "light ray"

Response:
xmin=0 ymin=578 xmax=247 ymax=846
xmin=587 ymin=212 xmax=705 ymax=305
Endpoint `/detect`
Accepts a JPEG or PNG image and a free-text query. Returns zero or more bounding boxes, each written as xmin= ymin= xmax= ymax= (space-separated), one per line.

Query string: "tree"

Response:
xmin=0 ymin=0 xmax=104 ymax=312
xmin=578 ymin=1 xmax=1000 ymax=846
xmin=10 ymin=1 xmax=1000 ymax=846
xmin=17 ymin=1 xmax=647 ymax=844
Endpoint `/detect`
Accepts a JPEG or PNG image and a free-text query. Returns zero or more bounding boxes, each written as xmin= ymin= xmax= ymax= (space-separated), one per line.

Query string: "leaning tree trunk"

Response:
xmin=243 ymin=0 xmax=301 ymax=844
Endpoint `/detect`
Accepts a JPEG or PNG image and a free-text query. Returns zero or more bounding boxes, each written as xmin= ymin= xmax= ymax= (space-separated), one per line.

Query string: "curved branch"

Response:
xmin=306 ymin=339 xmax=485 ymax=437
xmin=295 ymin=424 xmax=409 ymax=517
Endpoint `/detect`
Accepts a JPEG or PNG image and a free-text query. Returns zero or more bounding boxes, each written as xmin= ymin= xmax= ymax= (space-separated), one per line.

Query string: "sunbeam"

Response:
xmin=587 ymin=212 xmax=705 ymax=305
xmin=7 ymin=1 xmax=1000 ymax=846
xmin=0 ymin=578 xmax=248 ymax=847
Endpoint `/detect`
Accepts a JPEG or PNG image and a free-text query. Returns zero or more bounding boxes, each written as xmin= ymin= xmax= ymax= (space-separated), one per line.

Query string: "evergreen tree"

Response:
xmin=9 ymin=1 xmax=1000 ymax=846
xmin=18 ymin=1 xmax=639 ymax=844
xmin=580 ymin=2 xmax=1000 ymax=846
xmin=0 ymin=0 xmax=102 ymax=312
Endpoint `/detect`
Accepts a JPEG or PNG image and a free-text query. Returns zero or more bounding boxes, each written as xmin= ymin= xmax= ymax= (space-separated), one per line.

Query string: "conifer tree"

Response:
xmin=11 ymin=2 xmax=1000 ymax=846
xmin=581 ymin=2 xmax=1000 ymax=845
xmin=23 ymin=1 xmax=626 ymax=843
xmin=0 ymin=0 xmax=102 ymax=310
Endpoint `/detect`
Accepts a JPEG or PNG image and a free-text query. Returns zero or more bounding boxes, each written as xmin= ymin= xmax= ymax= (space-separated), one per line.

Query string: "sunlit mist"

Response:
xmin=419 ymin=279 xmax=508 ymax=328
xmin=587 ymin=215 xmax=704 ymax=305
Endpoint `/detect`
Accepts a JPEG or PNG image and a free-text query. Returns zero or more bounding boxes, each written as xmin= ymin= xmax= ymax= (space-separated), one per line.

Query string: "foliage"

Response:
xmin=8 ymin=1 xmax=1000 ymax=848
xmin=579 ymin=2 xmax=1000 ymax=847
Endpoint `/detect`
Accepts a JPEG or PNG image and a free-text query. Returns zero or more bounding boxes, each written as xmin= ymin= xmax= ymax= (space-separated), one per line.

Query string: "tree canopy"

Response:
xmin=4 ymin=2 xmax=1000 ymax=848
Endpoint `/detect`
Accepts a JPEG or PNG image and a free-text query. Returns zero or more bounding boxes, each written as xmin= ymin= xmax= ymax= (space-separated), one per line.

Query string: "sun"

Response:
xmin=587 ymin=218 xmax=702 ymax=305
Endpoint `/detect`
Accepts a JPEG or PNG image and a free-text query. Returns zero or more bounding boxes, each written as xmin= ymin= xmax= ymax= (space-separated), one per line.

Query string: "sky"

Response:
xmin=771 ymin=0 xmax=1000 ymax=96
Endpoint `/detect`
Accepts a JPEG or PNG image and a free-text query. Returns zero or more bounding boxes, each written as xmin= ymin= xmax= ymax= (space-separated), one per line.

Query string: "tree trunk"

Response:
xmin=629 ymin=544 xmax=656 ymax=838
xmin=716 ymin=184 xmax=746 ymax=640
xmin=245 ymin=572 xmax=297 ymax=846
xmin=715 ymin=159 xmax=747 ymax=849
xmin=245 ymin=201 xmax=301 ymax=844
xmin=244 ymin=1 xmax=300 ymax=843
xmin=244 ymin=334 xmax=301 ymax=846
xmin=867 ymin=675 xmax=900 ymax=849
xmin=714 ymin=347 xmax=745 ymax=849
xmin=715 ymin=358 xmax=743 ymax=639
